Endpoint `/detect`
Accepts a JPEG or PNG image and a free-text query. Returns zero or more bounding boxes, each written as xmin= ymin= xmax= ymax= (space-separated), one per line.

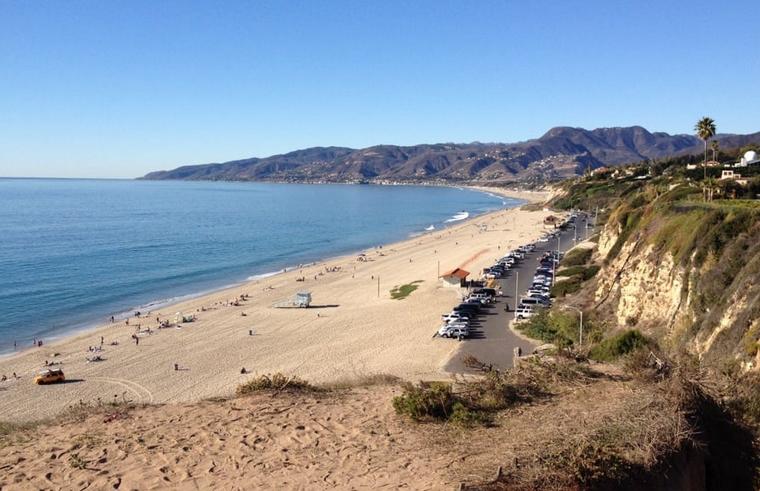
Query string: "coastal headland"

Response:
xmin=0 ymin=187 xmax=552 ymax=422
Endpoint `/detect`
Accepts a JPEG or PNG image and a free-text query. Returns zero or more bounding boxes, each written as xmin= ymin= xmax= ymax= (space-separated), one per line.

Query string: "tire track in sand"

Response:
xmin=90 ymin=377 xmax=154 ymax=403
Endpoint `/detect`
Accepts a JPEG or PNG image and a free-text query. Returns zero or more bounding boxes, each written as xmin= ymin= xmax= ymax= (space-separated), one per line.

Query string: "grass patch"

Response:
xmin=556 ymin=264 xmax=600 ymax=280
xmin=0 ymin=421 xmax=36 ymax=438
xmin=320 ymin=373 xmax=401 ymax=390
xmin=390 ymin=280 xmax=423 ymax=300
xmin=561 ymin=247 xmax=593 ymax=267
xmin=236 ymin=373 xmax=319 ymax=395
xmin=514 ymin=309 xmax=590 ymax=347
xmin=392 ymin=381 xmax=457 ymax=421
xmin=550 ymin=276 xmax=583 ymax=297
xmin=589 ymin=330 xmax=649 ymax=362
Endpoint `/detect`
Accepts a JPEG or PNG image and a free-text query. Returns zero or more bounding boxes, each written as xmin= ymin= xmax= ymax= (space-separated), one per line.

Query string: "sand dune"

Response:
xmin=0 ymin=188 xmax=552 ymax=423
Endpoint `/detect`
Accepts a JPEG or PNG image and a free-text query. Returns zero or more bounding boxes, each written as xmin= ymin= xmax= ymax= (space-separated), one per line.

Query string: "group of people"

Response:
xmin=0 ymin=372 xmax=19 ymax=382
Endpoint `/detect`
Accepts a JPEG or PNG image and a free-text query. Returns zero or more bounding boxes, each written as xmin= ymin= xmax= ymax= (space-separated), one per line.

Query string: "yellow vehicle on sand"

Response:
xmin=34 ymin=369 xmax=65 ymax=385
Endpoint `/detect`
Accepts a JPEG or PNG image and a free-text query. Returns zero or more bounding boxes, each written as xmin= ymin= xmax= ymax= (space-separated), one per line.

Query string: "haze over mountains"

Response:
xmin=142 ymin=126 xmax=760 ymax=184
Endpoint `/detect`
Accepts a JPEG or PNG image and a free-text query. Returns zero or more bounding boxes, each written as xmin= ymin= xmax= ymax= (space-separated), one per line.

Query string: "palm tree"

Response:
xmin=695 ymin=117 xmax=716 ymax=181
xmin=710 ymin=140 xmax=720 ymax=163
xmin=704 ymin=176 xmax=718 ymax=201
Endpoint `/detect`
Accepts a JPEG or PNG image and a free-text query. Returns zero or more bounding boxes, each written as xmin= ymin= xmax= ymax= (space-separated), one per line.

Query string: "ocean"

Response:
xmin=0 ymin=179 xmax=519 ymax=352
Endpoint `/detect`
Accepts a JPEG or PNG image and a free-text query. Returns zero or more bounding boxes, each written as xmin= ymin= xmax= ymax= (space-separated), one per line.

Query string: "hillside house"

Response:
xmin=720 ymin=170 xmax=748 ymax=186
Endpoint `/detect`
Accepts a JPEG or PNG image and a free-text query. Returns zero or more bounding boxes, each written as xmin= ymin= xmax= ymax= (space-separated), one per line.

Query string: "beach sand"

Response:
xmin=0 ymin=188 xmax=552 ymax=423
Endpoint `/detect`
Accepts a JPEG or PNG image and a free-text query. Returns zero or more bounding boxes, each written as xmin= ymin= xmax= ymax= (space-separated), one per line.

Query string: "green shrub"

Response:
xmin=449 ymin=401 xmax=491 ymax=426
xmin=392 ymin=382 xmax=456 ymax=421
xmin=393 ymin=372 xmax=536 ymax=426
xmin=236 ymin=373 xmax=318 ymax=395
xmin=589 ymin=330 xmax=649 ymax=362
xmin=583 ymin=265 xmax=601 ymax=279
xmin=551 ymin=276 xmax=583 ymax=297
xmin=556 ymin=265 xmax=586 ymax=277
xmin=516 ymin=309 xmax=581 ymax=346
xmin=556 ymin=265 xmax=600 ymax=280
xmin=561 ymin=248 xmax=593 ymax=267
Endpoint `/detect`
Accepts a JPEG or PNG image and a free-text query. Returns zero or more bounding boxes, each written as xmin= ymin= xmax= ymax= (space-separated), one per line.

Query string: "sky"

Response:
xmin=1 ymin=1 xmax=758 ymax=178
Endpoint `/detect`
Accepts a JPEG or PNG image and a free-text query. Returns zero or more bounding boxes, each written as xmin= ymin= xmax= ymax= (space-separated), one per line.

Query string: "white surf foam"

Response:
xmin=445 ymin=211 xmax=469 ymax=223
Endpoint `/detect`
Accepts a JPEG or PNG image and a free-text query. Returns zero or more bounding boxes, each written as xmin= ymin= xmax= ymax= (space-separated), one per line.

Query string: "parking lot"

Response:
xmin=444 ymin=214 xmax=589 ymax=373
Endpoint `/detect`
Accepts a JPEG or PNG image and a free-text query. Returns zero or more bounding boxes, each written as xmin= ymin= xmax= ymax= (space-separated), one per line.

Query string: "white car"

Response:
xmin=439 ymin=325 xmax=470 ymax=339
xmin=527 ymin=290 xmax=550 ymax=299
xmin=515 ymin=307 xmax=534 ymax=320
xmin=442 ymin=312 xmax=469 ymax=323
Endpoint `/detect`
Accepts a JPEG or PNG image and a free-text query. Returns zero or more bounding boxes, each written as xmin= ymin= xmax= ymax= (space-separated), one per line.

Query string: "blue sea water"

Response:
xmin=0 ymin=179 xmax=518 ymax=353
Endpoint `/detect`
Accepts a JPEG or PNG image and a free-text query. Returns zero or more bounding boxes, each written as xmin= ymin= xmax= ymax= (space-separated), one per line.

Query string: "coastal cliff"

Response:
xmin=589 ymin=187 xmax=760 ymax=369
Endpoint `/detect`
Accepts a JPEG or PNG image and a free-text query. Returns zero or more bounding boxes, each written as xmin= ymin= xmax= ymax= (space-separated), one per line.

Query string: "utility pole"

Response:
xmin=515 ymin=271 xmax=519 ymax=307
xmin=566 ymin=306 xmax=584 ymax=347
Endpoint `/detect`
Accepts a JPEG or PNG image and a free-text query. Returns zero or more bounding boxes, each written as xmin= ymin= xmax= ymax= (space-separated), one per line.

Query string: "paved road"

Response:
xmin=444 ymin=214 xmax=590 ymax=373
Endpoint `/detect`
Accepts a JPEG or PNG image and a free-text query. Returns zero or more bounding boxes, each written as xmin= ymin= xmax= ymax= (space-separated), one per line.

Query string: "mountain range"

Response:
xmin=141 ymin=126 xmax=760 ymax=184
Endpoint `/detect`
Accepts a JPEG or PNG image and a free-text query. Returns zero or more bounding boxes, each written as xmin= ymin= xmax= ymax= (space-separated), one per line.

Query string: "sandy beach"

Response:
xmin=0 ymin=188 xmax=551 ymax=423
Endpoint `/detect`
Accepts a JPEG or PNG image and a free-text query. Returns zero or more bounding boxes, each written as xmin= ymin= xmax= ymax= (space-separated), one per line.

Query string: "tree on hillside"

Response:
xmin=704 ymin=176 xmax=718 ymax=201
xmin=710 ymin=140 xmax=720 ymax=163
xmin=695 ymin=117 xmax=717 ymax=199
xmin=740 ymin=144 xmax=760 ymax=157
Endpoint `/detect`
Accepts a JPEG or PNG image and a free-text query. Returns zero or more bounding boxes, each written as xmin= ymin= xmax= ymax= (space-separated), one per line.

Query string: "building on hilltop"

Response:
xmin=736 ymin=150 xmax=760 ymax=167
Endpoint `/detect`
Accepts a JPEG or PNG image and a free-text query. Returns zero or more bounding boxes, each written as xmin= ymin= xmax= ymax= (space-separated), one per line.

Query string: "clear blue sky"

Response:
xmin=1 ymin=1 xmax=758 ymax=178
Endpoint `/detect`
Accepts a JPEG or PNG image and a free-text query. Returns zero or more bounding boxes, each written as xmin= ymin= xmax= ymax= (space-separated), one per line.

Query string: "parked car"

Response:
xmin=441 ymin=326 xmax=470 ymax=340
xmin=520 ymin=297 xmax=550 ymax=308
xmin=34 ymin=369 xmax=65 ymax=385
xmin=442 ymin=312 xmax=470 ymax=323
xmin=526 ymin=290 xmax=550 ymax=300
xmin=515 ymin=307 xmax=534 ymax=320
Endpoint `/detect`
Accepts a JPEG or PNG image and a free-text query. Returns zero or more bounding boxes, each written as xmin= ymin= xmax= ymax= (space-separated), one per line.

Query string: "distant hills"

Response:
xmin=141 ymin=126 xmax=760 ymax=184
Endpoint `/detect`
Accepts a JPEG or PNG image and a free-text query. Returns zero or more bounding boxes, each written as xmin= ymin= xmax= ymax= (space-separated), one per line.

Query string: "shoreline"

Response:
xmin=1 ymin=184 xmax=533 ymax=359
xmin=0 ymin=186 xmax=550 ymax=422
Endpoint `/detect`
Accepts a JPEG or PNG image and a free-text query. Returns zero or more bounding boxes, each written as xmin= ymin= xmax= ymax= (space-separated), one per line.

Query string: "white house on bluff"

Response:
xmin=736 ymin=150 xmax=759 ymax=167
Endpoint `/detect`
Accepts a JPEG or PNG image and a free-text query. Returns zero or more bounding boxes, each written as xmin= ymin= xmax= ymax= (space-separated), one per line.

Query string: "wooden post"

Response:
xmin=377 ymin=275 xmax=380 ymax=298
